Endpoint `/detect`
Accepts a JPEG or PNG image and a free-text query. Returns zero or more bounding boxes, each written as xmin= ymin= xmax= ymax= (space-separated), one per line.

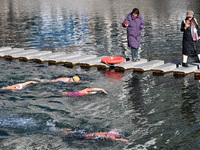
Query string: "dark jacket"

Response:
xmin=181 ymin=18 xmax=200 ymax=55
xmin=122 ymin=14 xmax=145 ymax=49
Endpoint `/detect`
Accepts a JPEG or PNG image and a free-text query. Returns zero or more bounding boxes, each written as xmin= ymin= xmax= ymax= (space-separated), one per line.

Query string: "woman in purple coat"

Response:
xmin=122 ymin=8 xmax=145 ymax=61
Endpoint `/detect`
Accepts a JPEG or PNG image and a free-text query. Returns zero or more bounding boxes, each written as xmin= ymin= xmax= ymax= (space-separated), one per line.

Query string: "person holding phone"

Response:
xmin=180 ymin=10 xmax=200 ymax=67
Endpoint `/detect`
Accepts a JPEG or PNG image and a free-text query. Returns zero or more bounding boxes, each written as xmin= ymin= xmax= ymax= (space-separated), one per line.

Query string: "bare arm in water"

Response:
xmin=1 ymin=81 xmax=38 ymax=90
xmin=79 ymin=88 xmax=108 ymax=94
xmin=34 ymin=76 xmax=81 ymax=83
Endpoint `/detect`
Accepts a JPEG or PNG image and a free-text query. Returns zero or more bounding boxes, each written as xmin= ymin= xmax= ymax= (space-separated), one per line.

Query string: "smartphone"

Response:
xmin=125 ymin=21 xmax=128 ymax=26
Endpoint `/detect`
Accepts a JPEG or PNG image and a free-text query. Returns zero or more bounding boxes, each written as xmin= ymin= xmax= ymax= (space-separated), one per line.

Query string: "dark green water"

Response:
xmin=1 ymin=0 xmax=200 ymax=149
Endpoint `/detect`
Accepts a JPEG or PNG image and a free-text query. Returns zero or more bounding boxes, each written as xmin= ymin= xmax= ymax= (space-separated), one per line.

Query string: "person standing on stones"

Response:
xmin=181 ymin=10 xmax=200 ymax=67
xmin=122 ymin=8 xmax=145 ymax=62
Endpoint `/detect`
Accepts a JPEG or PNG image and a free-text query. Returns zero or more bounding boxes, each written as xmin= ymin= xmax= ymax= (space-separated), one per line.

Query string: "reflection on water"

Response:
xmin=1 ymin=0 xmax=200 ymax=149
xmin=1 ymin=0 xmax=200 ymax=61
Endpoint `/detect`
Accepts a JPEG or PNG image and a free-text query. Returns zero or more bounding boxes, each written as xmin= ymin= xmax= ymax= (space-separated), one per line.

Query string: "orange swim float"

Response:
xmin=101 ymin=56 xmax=126 ymax=64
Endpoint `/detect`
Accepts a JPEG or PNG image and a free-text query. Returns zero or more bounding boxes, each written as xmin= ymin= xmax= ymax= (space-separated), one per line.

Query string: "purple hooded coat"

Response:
xmin=122 ymin=13 xmax=145 ymax=49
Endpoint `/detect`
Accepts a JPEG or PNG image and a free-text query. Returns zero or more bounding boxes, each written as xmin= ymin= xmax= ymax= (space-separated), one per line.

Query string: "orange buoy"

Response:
xmin=101 ymin=56 xmax=126 ymax=64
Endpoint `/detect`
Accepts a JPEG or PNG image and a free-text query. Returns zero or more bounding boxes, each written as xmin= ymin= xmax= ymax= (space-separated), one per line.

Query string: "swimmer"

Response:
xmin=84 ymin=130 xmax=128 ymax=142
xmin=34 ymin=76 xmax=81 ymax=83
xmin=1 ymin=81 xmax=38 ymax=90
xmin=62 ymin=88 xmax=108 ymax=97
xmin=51 ymin=128 xmax=128 ymax=142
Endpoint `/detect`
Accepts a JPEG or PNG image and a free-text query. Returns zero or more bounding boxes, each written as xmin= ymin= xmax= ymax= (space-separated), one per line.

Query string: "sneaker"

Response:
xmin=182 ymin=62 xmax=189 ymax=67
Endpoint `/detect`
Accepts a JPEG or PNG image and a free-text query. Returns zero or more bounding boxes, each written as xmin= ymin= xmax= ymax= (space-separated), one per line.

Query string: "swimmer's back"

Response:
xmin=63 ymin=91 xmax=87 ymax=97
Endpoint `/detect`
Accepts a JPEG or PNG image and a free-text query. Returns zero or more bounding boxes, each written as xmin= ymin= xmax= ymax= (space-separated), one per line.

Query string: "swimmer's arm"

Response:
xmin=87 ymin=88 xmax=108 ymax=94
xmin=84 ymin=132 xmax=107 ymax=140
xmin=33 ymin=78 xmax=52 ymax=83
xmin=115 ymin=138 xmax=129 ymax=142
xmin=51 ymin=77 xmax=69 ymax=82
xmin=1 ymin=85 xmax=17 ymax=90
xmin=21 ymin=81 xmax=38 ymax=86
xmin=33 ymin=77 xmax=69 ymax=83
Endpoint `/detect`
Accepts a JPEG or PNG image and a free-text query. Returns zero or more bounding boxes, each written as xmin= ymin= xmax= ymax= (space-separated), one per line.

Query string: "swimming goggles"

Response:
xmin=71 ymin=77 xmax=76 ymax=82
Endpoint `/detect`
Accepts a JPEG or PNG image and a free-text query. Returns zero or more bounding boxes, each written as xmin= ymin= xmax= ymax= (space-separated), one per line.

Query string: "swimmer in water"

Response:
xmin=34 ymin=76 xmax=81 ymax=83
xmin=1 ymin=81 xmax=38 ymax=91
xmin=62 ymin=88 xmax=108 ymax=97
xmin=84 ymin=130 xmax=128 ymax=142
xmin=51 ymin=128 xmax=128 ymax=142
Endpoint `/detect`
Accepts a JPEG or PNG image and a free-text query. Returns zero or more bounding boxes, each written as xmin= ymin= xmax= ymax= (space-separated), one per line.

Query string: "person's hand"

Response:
xmin=199 ymin=36 xmax=200 ymax=40
xmin=185 ymin=23 xmax=190 ymax=28
xmin=102 ymin=89 xmax=108 ymax=94
xmin=125 ymin=21 xmax=128 ymax=27
xmin=185 ymin=21 xmax=190 ymax=29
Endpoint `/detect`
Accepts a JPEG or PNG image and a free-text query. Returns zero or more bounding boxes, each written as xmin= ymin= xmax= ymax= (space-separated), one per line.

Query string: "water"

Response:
xmin=1 ymin=0 xmax=200 ymax=149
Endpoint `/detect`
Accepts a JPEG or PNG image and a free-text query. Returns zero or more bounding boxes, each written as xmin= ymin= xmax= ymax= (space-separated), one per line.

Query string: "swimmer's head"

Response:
xmin=72 ymin=76 xmax=80 ymax=82
xmin=15 ymin=84 xmax=23 ymax=89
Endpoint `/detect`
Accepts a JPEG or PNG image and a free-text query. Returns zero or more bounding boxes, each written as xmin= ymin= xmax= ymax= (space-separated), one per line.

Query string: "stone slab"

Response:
xmin=173 ymin=64 xmax=198 ymax=74
xmin=0 ymin=48 xmax=25 ymax=56
xmin=0 ymin=47 xmax=13 ymax=52
xmin=21 ymin=51 xmax=52 ymax=59
xmin=79 ymin=56 xmax=106 ymax=66
xmin=152 ymin=62 xmax=179 ymax=73
xmin=93 ymin=62 xmax=110 ymax=69
xmin=65 ymin=55 xmax=97 ymax=64
xmin=193 ymin=64 xmax=200 ymax=79
xmin=133 ymin=60 xmax=165 ymax=71
xmin=194 ymin=67 xmax=200 ymax=74
xmin=49 ymin=54 xmax=82 ymax=62
xmin=114 ymin=58 xmax=148 ymax=70
xmin=37 ymin=52 xmax=67 ymax=61
xmin=8 ymin=50 xmax=39 ymax=58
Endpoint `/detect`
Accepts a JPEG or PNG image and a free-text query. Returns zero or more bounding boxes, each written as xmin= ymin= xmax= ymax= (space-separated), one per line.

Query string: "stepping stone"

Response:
xmin=37 ymin=52 xmax=67 ymax=61
xmin=95 ymin=63 xmax=110 ymax=70
xmin=64 ymin=55 xmax=97 ymax=65
xmin=191 ymin=63 xmax=200 ymax=79
xmin=0 ymin=47 xmax=12 ymax=52
xmin=133 ymin=60 xmax=165 ymax=72
xmin=50 ymin=54 xmax=82 ymax=62
xmin=7 ymin=50 xmax=39 ymax=58
xmin=3 ymin=46 xmax=200 ymax=80
xmin=20 ymin=51 xmax=52 ymax=59
xmin=152 ymin=62 xmax=179 ymax=74
xmin=0 ymin=48 xmax=25 ymax=57
xmin=79 ymin=56 xmax=106 ymax=66
xmin=114 ymin=58 xmax=148 ymax=71
xmin=173 ymin=64 xmax=198 ymax=77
